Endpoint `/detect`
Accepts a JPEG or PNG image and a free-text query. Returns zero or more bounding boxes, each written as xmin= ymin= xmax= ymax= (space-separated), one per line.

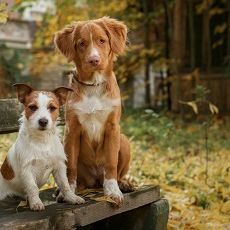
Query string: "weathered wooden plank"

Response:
xmin=151 ymin=199 xmax=169 ymax=230
xmin=78 ymin=199 xmax=169 ymax=230
xmin=0 ymin=99 xmax=65 ymax=134
xmin=0 ymin=99 xmax=22 ymax=134
xmin=0 ymin=185 xmax=160 ymax=230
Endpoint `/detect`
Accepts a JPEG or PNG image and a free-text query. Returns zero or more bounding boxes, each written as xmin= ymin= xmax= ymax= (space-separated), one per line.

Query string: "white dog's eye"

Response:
xmin=28 ymin=105 xmax=38 ymax=112
xmin=49 ymin=106 xmax=57 ymax=112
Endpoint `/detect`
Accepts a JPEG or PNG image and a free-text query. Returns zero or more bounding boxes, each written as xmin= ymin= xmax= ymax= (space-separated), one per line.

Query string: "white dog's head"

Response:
xmin=14 ymin=84 xmax=72 ymax=131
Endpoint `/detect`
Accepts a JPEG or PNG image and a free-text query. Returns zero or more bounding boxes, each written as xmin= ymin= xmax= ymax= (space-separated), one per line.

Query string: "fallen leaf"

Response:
xmin=91 ymin=195 xmax=117 ymax=205
xmin=16 ymin=200 xmax=28 ymax=212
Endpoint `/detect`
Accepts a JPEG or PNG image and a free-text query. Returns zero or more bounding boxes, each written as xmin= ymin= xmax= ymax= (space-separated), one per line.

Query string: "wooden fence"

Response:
xmin=170 ymin=73 xmax=230 ymax=114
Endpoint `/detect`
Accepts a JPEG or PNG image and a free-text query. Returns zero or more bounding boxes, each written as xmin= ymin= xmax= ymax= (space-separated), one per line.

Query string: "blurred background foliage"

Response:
xmin=1 ymin=0 xmax=230 ymax=113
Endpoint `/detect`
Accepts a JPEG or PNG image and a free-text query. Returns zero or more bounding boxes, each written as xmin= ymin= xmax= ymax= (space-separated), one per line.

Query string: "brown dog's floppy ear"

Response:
xmin=97 ymin=17 xmax=128 ymax=56
xmin=13 ymin=83 xmax=34 ymax=104
xmin=54 ymin=24 xmax=76 ymax=63
xmin=53 ymin=87 xmax=73 ymax=106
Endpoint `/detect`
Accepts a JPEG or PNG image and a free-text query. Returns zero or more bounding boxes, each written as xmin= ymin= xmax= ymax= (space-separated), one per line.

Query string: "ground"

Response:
xmin=0 ymin=109 xmax=229 ymax=229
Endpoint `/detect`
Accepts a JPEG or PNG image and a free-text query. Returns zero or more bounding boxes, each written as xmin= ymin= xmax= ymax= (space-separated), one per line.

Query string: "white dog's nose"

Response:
xmin=38 ymin=118 xmax=48 ymax=128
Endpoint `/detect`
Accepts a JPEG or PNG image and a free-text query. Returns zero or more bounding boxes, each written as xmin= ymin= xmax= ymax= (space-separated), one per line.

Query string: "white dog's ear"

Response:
xmin=96 ymin=17 xmax=128 ymax=56
xmin=54 ymin=22 xmax=83 ymax=63
xmin=53 ymin=87 xmax=73 ymax=106
xmin=13 ymin=83 xmax=34 ymax=104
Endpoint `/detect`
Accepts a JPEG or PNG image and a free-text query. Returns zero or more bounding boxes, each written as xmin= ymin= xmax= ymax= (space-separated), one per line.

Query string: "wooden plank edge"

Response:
xmin=0 ymin=185 xmax=160 ymax=230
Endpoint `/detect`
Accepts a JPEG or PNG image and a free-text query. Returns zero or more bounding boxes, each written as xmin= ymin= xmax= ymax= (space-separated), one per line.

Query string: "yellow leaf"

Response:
xmin=77 ymin=188 xmax=103 ymax=196
xmin=91 ymin=195 xmax=118 ymax=205
xmin=221 ymin=201 xmax=230 ymax=214
xmin=209 ymin=103 xmax=219 ymax=114
xmin=180 ymin=101 xmax=198 ymax=114
xmin=16 ymin=200 xmax=28 ymax=212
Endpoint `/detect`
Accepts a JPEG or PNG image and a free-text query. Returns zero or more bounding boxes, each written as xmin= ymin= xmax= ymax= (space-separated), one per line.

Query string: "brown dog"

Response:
xmin=54 ymin=17 xmax=133 ymax=205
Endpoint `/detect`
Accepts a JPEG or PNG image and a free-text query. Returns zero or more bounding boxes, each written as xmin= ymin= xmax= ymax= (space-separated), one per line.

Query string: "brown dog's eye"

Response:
xmin=49 ymin=106 xmax=57 ymax=112
xmin=28 ymin=105 xmax=38 ymax=112
xmin=100 ymin=39 xmax=105 ymax=44
xmin=79 ymin=42 xmax=85 ymax=47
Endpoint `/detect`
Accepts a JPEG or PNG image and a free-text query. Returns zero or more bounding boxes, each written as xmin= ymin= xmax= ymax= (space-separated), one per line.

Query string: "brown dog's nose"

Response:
xmin=88 ymin=55 xmax=100 ymax=66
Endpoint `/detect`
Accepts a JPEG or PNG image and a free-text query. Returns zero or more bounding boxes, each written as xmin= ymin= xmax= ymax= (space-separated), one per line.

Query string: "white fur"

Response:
xmin=0 ymin=92 xmax=84 ymax=210
xmin=73 ymin=93 xmax=120 ymax=142
xmin=103 ymin=179 xmax=123 ymax=202
xmin=89 ymin=32 xmax=100 ymax=58
xmin=90 ymin=47 xmax=99 ymax=57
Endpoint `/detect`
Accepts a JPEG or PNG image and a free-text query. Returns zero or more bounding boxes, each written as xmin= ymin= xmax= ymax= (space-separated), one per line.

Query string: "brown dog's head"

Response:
xmin=54 ymin=17 xmax=127 ymax=72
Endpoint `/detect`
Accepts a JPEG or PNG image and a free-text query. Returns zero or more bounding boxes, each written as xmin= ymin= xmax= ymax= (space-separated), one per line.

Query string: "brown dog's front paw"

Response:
xmin=118 ymin=180 xmax=135 ymax=193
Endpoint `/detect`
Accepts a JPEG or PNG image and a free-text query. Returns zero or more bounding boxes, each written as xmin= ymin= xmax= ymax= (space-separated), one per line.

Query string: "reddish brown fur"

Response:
xmin=55 ymin=17 xmax=127 ymax=82
xmin=1 ymin=157 xmax=15 ymax=180
xmin=55 ymin=17 xmax=133 ymax=195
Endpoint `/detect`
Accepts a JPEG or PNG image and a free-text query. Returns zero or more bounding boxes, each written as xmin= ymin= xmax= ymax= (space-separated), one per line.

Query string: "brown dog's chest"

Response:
xmin=73 ymin=93 xmax=120 ymax=142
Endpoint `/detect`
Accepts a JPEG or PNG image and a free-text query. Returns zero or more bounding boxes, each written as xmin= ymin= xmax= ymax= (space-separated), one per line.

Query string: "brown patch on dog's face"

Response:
xmin=44 ymin=92 xmax=60 ymax=122
xmin=14 ymin=83 xmax=34 ymax=104
xmin=54 ymin=17 xmax=127 ymax=73
xmin=1 ymin=157 xmax=15 ymax=180
xmin=23 ymin=91 xmax=39 ymax=120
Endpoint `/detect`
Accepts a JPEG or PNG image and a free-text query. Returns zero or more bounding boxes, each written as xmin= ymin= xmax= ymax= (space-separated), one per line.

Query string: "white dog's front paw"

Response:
xmin=104 ymin=179 xmax=124 ymax=206
xmin=69 ymin=182 xmax=76 ymax=193
xmin=63 ymin=191 xmax=85 ymax=205
xmin=29 ymin=197 xmax=45 ymax=211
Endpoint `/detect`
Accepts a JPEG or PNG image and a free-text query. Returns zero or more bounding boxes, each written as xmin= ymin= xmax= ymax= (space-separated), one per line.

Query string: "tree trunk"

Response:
xmin=172 ymin=0 xmax=186 ymax=72
xmin=188 ymin=0 xmax=195 ymax=70
xmin=172 ymin=0 xmax=186 ymax=111
xmin=227 ymin=1 xmax=230 ymax=56
xmin=202 ymin=8 xmax=211 ymax=72
xmin=143 ymin=0 xmax=151 ymax=107
xmin=163 ymin=0 xmax=171 ymax=110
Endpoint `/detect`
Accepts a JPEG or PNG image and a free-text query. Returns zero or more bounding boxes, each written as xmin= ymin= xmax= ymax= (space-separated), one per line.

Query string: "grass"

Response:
xmin=0 ymin=109 xmax=229 ymax=229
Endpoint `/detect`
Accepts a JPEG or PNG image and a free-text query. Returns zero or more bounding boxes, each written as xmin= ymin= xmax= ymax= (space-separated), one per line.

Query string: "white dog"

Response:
xmin=0 ymin=83 xmax=85 ymax=211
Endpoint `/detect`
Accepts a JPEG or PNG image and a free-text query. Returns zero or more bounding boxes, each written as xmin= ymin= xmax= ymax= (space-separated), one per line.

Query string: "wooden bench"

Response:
xmin=0 ymin=99 xmax=169 ymax=230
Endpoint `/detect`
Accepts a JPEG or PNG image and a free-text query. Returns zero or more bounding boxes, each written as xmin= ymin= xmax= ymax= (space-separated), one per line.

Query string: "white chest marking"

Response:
xmin=73 ymin=96 xmax=120 ymax=142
